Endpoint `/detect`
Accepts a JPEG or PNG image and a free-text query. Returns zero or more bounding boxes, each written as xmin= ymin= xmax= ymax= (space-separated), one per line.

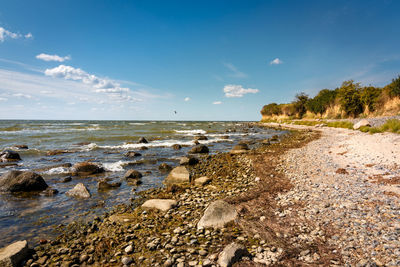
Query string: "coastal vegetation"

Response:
xmin=261 ymin=75 xmax=400 ymax=120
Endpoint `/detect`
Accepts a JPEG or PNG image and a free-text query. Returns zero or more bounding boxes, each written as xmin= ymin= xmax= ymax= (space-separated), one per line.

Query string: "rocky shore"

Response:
xmin=2 ymin=126 xmax=344 ymax=267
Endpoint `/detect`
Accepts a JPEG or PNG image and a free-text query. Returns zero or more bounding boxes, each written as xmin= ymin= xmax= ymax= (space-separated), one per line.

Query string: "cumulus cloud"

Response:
xmin=45 ymin=65 xmax=129 ymax=93
xmin=184 ymin=97 xmax=190 ymax=101
xmin=36 ymin=53 xmax=71 ymax=62
xmin=223 ymin=63 xmax=247 ymax=78
xmin=0 ymin=27 xmax=32 ymax=42
xmin=213 ymin=101 xmax=222 ymax=105
xmin=270 ymin=58 xmax=283 ymax=65
xmin=223 ymin=84 xmax=259 ymax=98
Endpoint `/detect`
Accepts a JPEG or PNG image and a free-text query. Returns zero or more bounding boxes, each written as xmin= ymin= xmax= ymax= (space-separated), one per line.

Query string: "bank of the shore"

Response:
xmin=5 ymin=127 xmax=346 ymax=267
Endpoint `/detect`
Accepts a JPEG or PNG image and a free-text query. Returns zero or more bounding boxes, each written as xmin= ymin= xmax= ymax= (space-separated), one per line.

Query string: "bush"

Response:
xmin=380 ymin=119 xmax=400 ymax=133
xmin=360 ymin=86 xmax=382 ymax=112
xmin=338 ymin=80 xmax=363 ymax=117
xmin=261 ymin=103 xmax=281 ymax=116
xmin=292 ymin=92 xmax=309 ymax=118
xmin=306 ymin=89 xmax=337 ymax=115
xmin=388 ymin=75 xmax=400 ymax=98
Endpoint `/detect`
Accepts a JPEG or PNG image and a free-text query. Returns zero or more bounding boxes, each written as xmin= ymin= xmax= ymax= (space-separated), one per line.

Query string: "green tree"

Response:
xmin=260 ymin=103 xmax=281 ymax=116
xmin=338 ymin=80 xmax=363 ymax=117
xmin=388 ymin=75 xmax=400 ymax=98
xmin=292 ymin=92 xmax=309 ymax=118
xmin=360 ymin=86 xmax=382 ymax=112
xmin=306 ymin=89 xmax=337 ymax=115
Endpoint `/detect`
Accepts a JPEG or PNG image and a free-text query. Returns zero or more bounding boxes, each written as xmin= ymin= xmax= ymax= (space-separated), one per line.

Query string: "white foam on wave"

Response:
xmin=175 ymin=129 xmax=207 ymax=135
xmin=44 ymin=167 xmax=70 ymax=175
xmin=129 ymin=122 xmax=146 ymax=125
xmin=102 ymin=160 xmax=130 ymax=172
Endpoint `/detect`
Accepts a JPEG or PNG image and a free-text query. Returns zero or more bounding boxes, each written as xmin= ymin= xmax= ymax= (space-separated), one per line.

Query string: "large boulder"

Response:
xmin=164 ymin=166 xmax=190 ymax=185
xmin=180 ymin=156 xmax=199 ymax=166
xmin=230 ymin=144 xmax=249 ymax=154
xmin=218 ymin=242 xmax=249 ymax=267
xmin=141 ymin=199 xmax=177 ymax=212
xmin=353 ymin=119 xmax=371 ymax=129
xmin=66 ymin=183 xmax=91 ymax=198
xmin=0 ymin=150 xmax=21 ymax=162
xmin=189 ymin=144 xmax=209 ymax=154
xmin=0 ymin=171 xmax=48 ymax=192
xmin=72 ymin=162 xmax=104 ymax=175
xmin=197 ymin=200 xmax=238 ymax=229
xmin=0 ymin=240 xmax=31 ymax=267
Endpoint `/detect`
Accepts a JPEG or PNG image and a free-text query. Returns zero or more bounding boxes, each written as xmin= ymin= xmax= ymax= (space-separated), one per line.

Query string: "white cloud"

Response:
xmin=184 ymin=97 xmax=190 ymax=101
xmin=213 ymin=101 xmax=222 ymax=105
xmin=0 ymin=27 xmax=32 ymax=42
xmin=0 ymin=97 xmax=7 ymax=101
xmin=36 ymin=53 xmax=71 ymax=62
xmin=40 ymin=90 xmax=53 ymax=94
xmin=45 ymin=65 xmax=129 ymax=93
xmin=270 ymin=58 xmax=283 ymax=65
xmin=12 ymin=93 xmax=32 ymax=99
xmin=223 ymin=63 xmax=247 ymax=78
xmin=223 ymin=84 xmax=259 ymax=98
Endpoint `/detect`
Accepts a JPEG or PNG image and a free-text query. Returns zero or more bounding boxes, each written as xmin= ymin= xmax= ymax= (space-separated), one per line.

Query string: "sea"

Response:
xmin=0 ymin=120 xmax=283 ymax=247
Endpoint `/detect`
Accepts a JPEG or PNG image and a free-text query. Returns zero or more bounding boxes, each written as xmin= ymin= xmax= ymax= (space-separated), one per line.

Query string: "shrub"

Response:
xmin=306 ymin=89 xmax=338 ymax=115
xmin=292 ymin=92 xmax=309 ymax=118
xmin=326 ymin=121 xmax=354 ymax=129
xmin=338 ymin=80 xmax=363 ymax=117
xmin=388 ymin=75 xmax=400 ymax=98
xmin=261 ymin=103 xmax=281 ymax=116
xmin=360 ymin=86 xmax=382 ymax=112
xmin=380 ymin=119 xmax=400 ymax=133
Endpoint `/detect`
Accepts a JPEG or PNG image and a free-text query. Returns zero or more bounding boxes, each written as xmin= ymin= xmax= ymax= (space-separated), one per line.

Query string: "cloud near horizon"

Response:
xmin=213 ymin=101 xmax=222 ymax=104
xmin=0 ymin=27 xmax=33 ymax=42
xmin=36 ymin=53 xmax=71 ymax=62
xmin=223 ymin=84 xmax=259 ymax=98
xmin=270 ymin=58 xmax=283 ymax=65
xmin=44 ymin=65 xmax=129 ymax=94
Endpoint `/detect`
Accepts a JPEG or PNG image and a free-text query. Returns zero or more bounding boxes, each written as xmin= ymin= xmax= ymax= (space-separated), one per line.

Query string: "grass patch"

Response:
xmin=357 ymin=119 xmax=400 ymax=134
xmin=325 ymin=121 xmax=354 ymax=129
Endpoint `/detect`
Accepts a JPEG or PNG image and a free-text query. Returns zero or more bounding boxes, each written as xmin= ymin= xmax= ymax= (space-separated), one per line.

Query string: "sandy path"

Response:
xmin=264 ymin=123 xmax=400 ymax=266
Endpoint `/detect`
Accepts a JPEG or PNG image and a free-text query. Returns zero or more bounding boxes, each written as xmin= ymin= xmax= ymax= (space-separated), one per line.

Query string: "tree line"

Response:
xmin=261 ymin=75 xmax=400 ymax=119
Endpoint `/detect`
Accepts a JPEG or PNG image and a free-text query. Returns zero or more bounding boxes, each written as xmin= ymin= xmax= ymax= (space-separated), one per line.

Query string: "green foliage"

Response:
xmin=360 ymin=86 xmax=382 ymax=112
xmin=306 ymin=89 xmax=337 ymax=114
xmin=388 ymin=75 xmax=400 ymax=98
xmin=280 ymin=103 xmax=296 ymax=116
xmin=338 ymin=80 xmax=363 ymax=117
xmin=260 ymin=103 xmax=281 ymax=116
xmin=380 ymin=119 xmax=400 ymax=133
xmin=292 ymin=92 xmax=309 ymax=118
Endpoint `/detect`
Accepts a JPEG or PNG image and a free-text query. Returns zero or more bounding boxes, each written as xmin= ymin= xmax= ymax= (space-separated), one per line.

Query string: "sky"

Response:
xmin=0 ymin=0 xmax=399 ymax=121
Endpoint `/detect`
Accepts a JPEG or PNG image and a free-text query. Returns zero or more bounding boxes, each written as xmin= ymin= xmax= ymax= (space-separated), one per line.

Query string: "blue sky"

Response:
xmin=0 ymin=0 xmax=399 ymax=120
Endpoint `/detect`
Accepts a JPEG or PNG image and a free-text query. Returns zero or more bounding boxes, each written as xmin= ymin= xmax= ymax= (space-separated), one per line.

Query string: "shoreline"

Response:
xmin=12 ymin=127 xmax=332 ymax=266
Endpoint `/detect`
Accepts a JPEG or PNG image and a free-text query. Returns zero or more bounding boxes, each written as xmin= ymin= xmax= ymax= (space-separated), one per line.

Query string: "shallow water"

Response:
xmin=0 ymin=120 xmax=283 ymax=247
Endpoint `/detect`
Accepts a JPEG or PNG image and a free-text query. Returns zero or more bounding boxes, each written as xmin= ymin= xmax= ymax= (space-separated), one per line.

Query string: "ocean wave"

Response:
xmin=44 ymin=167 xmax=70 ymax=175
xmin=102 ymin=160 xmax=130 ymax=172
xmin=175 ymin=129 xmax=207 ymax=135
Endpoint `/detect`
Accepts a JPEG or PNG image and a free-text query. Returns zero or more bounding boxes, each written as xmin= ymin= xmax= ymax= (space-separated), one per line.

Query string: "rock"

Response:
xmin=72 ymin=162 xmax=104 ymax=175
xmin=0 ymin=171 xmax=48 ymax=192
xmin=197 ymin=200 xmax=238 ymax=229
xmin=164 ymin=166 xmax=190 ymax=185
xmin=121 ymin=256 xmax=133 ymax=265
xmin=158 ymin=163 xmax=172 ymax=172
xmin=124 ymin=245 xmax=134 ymax=254
xmin=353 ymin=119 xmax=370 ymax=129
xmin=66 ymin=183 xmax=91 ymax=198
xmin=220 ymin=135 xmax=229 ymax=139
xmin=0 ymin=150 xmax=21 ymax=162
xmin=172 ymin=144 xmax=182 ymax=150
xmin=230 ymin=144 xmax=249 ymax=154
xmin=0 ymin=240 xmax=31 ymax=267
xmin=42 ymin=188 xmax=59 ymax=196
xmin=217 ymin=242 xmax=249 ymax=267
xmin=180 ymin=156 xmax=199 ymax=166
xmin=97 ymin=180 xmax=121 ymax=190
xmin=189 ymin=144 xmax=209 ymax=154
xmin=124 ymin=170 xmax=143 ymax=179
xmin=13 ymin=145 xmax=28 ymax=150
xmin=139 ymin=146 xmax=148 ymax=150
xmin=46 ymin=150 xmax=70 ymax=156
xmin=194 ymin=176 xmax=212 ymax=186
xmin=124 ymin=151 xmax=142 ymax=158
xmin=138 ymin=137 xmax=148 ymax=144
xmin=62 ymin=176 xmax=72 ymax=183
xmin=194 ymin=135 xmax=208 ymax=141
xmin=142 ymin=199 xmax=177 ymax=212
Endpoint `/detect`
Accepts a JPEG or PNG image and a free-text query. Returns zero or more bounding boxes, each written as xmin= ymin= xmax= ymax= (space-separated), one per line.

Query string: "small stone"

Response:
xmin=121 ymin=256 xmax=133 ymax=265
xmin=124 ymin=245 xmax=134 ymax=254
